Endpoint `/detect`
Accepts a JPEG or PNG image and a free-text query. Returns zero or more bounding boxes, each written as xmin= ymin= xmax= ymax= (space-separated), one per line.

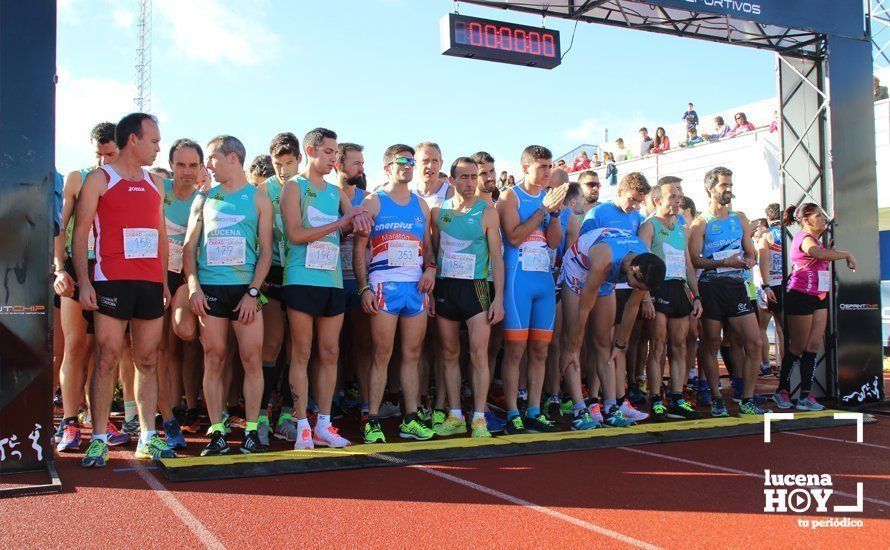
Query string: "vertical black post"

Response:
xmin=825 ymin=35 xmax=885 ymax=406
xmin=0 ymin=0 xmax=56 ymax=474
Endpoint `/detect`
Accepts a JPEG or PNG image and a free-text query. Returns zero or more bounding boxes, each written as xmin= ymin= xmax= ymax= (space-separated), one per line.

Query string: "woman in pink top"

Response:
xmin=728 ymin=112 xmax=756 ymax=136
xmin=773 ymin=203 xmax=857 ymax=411
xmin=652 ymin=127 xmax=671 ymax=153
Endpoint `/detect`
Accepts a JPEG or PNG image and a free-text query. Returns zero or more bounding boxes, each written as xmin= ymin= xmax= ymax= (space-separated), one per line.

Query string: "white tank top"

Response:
xmin=412 ymin=181 xmax=451 ymax=209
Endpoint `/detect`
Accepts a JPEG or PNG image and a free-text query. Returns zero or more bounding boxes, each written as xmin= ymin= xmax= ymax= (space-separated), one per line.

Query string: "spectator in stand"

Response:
xmin=604 ymin=151 xmax=617 ymax=186
xmin=614 ymin=138 xmax=633 ymax=161
xmin=556 ymin=159 xmax=569 ymax=171
xmin=572 ymin=150 xmax=592 ymax=172
xmin=703 ymin=116 xmax=731 ymax=141
xmin=652 ymin=127 xmax=670 ymax=154
xmin=875 ymin=76 xmax=888 ymax=101
xmin=682 ymin=102 xmax=699 ymax=133
xmin=769 ymin=110 xmax=779 ymax=133
xmin=680 ymin=127 xmax=704 ymax=147
xmin=498 ymin=170 xmax=509 ymax=189
xmin=591 ymin=152 xmax=602 ymax=167
xmin=639 ymin=127 xmax=654 ymax=157
xmin=729 ymin=112 xmax=756 ymax=136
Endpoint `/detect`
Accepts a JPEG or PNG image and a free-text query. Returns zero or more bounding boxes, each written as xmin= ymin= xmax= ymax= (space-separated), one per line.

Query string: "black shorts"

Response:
xmin=653 ymin=279 xmax=693 ymax=318
xmin=283 ymin=284 xmax=345 ymax=318
xmin=93 ymin=280 xmax=165 ymax=321
xmin=614 ymin=288 xmax=633 ymax=325
xmin=699 ymin=278 xmax=754 ymax=321
xmin=434 ymin=278 xmax=491 ymax=322
xmin=203 ymin=284 xmax=249 ymax=320
xmin=766 ymin=284 xmax=784 ymax=314
xmin=784 ymin=289 xmax=828 ymax=316
xmin=264 ymin=265 xmax=284 ymax=303
xmin=167 ymin=271 xmax=186 ymax=296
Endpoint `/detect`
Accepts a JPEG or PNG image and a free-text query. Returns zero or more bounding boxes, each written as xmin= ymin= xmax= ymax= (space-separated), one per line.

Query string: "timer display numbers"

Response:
xmin=440 ymin=13 xmax=561 ymax=69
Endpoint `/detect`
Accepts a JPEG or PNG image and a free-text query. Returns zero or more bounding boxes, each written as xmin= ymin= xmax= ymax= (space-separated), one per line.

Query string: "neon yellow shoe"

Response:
xmin=363 ymin=418 xmax=386 ymax=444
xmin=399 ymin=415 xmax=435 ymax=440
xmin=135 ymin=434 xmax=177 ymax=460
xmin=471 ymin=417 xmax=492 ymax=438
xmin=431 ymin=409 xmax=446 ymax=429
xmin=435 ymin=413 xmax=467 ymax=436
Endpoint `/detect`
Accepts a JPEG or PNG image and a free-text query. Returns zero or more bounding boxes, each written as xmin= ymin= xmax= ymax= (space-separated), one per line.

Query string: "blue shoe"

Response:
xmin=484 ymin=410 xmax=505 ymax=433
xmin=627 ymin=385 xmax=646 ymax=405
xmin=739 ymin=400 xmax=768 ymax=416
xmin=571 ymin=410 xmax=601 ymax=430
xmin=697 ymin=385 xmax=712 ymax=406
xmin=795 ymin=393 xmax=826 ymax=411
xmin=81 ymin=439 xmax=108 ymax=468
xmin=732 ymin=378 xmax=744 ymax=403
xmin=603 ymin=406 xmax=635 ymax=427
xmin=163 ymin=418 xmax=187 ymax=449
xmin=710 ymin=398 xmax=729 ymax=417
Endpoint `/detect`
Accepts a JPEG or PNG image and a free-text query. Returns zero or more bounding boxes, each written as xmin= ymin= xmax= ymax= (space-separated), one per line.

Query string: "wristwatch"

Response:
xmin=760 ymin=283 xmax=771 ymax=290
xmin=247 ymin=287 xmax=260 ymax=298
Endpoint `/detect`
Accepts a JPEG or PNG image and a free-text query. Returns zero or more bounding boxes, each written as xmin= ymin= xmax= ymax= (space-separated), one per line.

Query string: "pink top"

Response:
xmin=787 ymin=231 xmax=830 ymax=296
xmin=572 ymin=156 xmax=591 ymax=172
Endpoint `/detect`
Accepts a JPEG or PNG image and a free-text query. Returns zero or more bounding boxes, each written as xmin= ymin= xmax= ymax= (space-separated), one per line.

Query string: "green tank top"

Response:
xmin=197 ymin=183 xmax=259 ymax=286
xmin=648 ymin=216 xmax=687 ymax=281
xmin=163 ymin=178 xmax=197 ymax=274
xmin=65 ymin=167 xmax=96 ymax=260
xmin=262 ymin=176 xmax=286 ymax=267
xmin=282 ymin=176 xmax=342 ymax=289
xmin=436 ymin=198 xmax=489 ymax=280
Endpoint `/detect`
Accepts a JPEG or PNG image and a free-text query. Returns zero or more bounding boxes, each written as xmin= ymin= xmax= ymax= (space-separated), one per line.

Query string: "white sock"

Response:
xmin=472 ymin=412 xmax=485 ymax=421
xmin=296 ymin=417 xmax=311 ymax=431
xmin=316 ymin=414 xmax=331 ymax=429
xmin=92 ymin=433 xmax=107 ymax=443
xmin=124 ymin=401 xmax=137 ymax=422
xmin=450 ymin=408 xmax=463 ymax=420
xmin=141 ymin=429 xmax=156 ymax=445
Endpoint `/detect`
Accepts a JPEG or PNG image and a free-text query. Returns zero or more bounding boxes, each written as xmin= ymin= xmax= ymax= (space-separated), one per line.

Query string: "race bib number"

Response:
xmin=123 ymin=228 xmax=158 ymax=259
xmin=521 ymin=247 xmax=550 ymax=272
xmin=387 ymin=240 xmax=419 ymax=267
xmin=441 ymin=252 xmax=475 ymax=280
xmin=340 ymin=241 xmax=354 ymax=277
xmin=817 ymin=270 xmax=830 ymax=292
xmin=206 ymin=236 xmax=246 ymax=266
xmin=713 ymin=248 xmax=742 ymax=273
xmin=306 ymin=241 xmax=339 ymax=271
xmin=664 ymin=244 xmax=686 ymax=279
xmin=168 ymin=240 xmax=184 ymax=274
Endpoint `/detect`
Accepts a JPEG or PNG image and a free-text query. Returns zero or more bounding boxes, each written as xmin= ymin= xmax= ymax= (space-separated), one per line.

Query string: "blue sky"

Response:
xmin=57 ymin=0 xmax=776 ymax=179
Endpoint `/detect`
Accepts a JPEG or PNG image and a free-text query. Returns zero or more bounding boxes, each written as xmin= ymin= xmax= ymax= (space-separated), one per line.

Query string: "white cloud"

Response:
xmin=153 ymin=0 xmax=283 ymax=67
xmin=112 ymin=7 xmax=135 ymax=30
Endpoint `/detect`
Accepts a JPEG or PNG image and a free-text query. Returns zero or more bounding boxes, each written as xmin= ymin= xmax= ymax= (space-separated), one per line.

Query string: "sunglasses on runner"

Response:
xmin=390 ymin=157 xmax=415 ymax=167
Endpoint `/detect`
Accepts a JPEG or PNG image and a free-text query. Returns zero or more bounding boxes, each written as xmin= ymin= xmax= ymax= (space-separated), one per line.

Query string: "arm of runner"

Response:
xmin=801 ymin=234 xmax=857 ymax=269
xmin=611 ymin=288 xmax=646 ymax=365
xmin=355 ymin=194 xmax=379 ymax=315
xmin=151 ymin=173 xmax=171 ymax=309
xmin=685 ymin=249 xmax=703 ymax=318
xmin=281 ymin=179 xmax=360 ymax=244
xmin=418 ymin=198 xmax=436 ymax=294
xmin=72 ymin=170 xmax=102 ymax=311
xmin=337 ymin=190 xmax=371 ymax=236
xmin=235 ymin=186 xmax=274 ymax=325
xmin=183 ymin=191 xmax=209 ymax=317
xmin=543 ymin=184 xmax=569 ymax=248
xmin=565 ymin=212 xmax=581 ymax=250
xmin=636 ymin=220 xmax=656 ymax=319
xmin=737 ymin=212 xmax=758 ymax=269
xmin=484 ymin=206 xmax=505 ymax=325
xmin=52 ymin=171 xmax=81 ymax=298
xmin=496 ymin=188 xmax=547 ymax=247
xmin=560 ymin=246 xmax=608 ymax=373
xmin=756 ymin=233 xmax=777 ymax=303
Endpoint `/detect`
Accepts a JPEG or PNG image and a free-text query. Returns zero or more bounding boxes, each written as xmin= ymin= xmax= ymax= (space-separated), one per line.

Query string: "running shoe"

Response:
xmin=240 ymin=430 xmax=269 ymax=454
xmin=504 ymin=415 xmax=526 ymax=435
xmin=524 ymin=414 xmax=557 ymax=433
xmin=294 ymin=426 xmax=314 ymax=450
xmin=122 ymin=416 xmax=140 ymax=436
xmin=772 ymin=389 xmax=793 ymax=409
xmin=795 ymin=393 xmax=825 ymax=411
xmin=378 ymin=400 xmax=402 ymax=419
xmin=162 ymin=418 xmax=187 ymax=450
xmin=314 ymin=425 xmax=351 ymax=448
xmin=257 ymin=418 xmax=271 ymax=446
xmin=603 ymin=407 xmax=635 ymax=427
xmin=738 ymin=400 xmax=768 ymax=416
xmin=710 ymin=398 xmax=729 ymax=417
xmin=221 ymin=411 xmax=232 ymax=434
xmin=619 ymin=400 xmax=650 ymax=422
xmin=431 ymin=409 xmax=447 ymax=429
xmin=667 ymin=399 xmax=699 ymax=420
xmin=571 ymin=410 xmax=600 ymax=431
xmin=363 ymin=418 xmax=386 ymax=444
xmin=135 ymin=434 xmax=176 ymax=460
xmin=78 ymin=409 xmax=92 ymax=428
xmin=559 ymin=398 xmax=574 ymax=416
xmin=650 ymin=401 xmax=668 ymax=422
xmin=180 ymin=409 xmax=201 ymax=434
xmin=471 ymin=417 xmax=492 ymax=438
xmin=227 ymin=414 xmax=247 ymax=430
xmin=201 ymin=431 xmax=229 ymax=456
xmin=732 ymin=378 xmax=745 ymax=403
xmin=759 ymin=363 xmax=773 ymax=377
xmin=105 ymin=421 xmax=131 ymax=447
xmin=628 ymin=385 xmax=646 ymax=405
xmin=81 ymin=439 xmax=108 ymax=468
xmin=399 ymin=416 xmax=435 ymax=440
xmin=56 ymin=424 xmax=81 ymax=453
xmin=435 ymin=414 xmax=467 ymax=436
xmin=274 ymin=417 xmax=298 ymax=441
xmin=517 ymin=396 xmax=528 ymax=416
xmin=587 ymin=403 xmax=604 ymax=424
xmin=638 ymin=379 xmax=649 ymax=395
xmin=686 ymin=375 xmax=699 ymax=392
xmin=697 ymin=385 xmax=713 ymax=406
xmin=53 ymin=388 xmax=63 ymax=410
xmin=546 ymin=400 xmax=563 ymax=423
xmin=484 ymin=410 xmax=505 ymax=433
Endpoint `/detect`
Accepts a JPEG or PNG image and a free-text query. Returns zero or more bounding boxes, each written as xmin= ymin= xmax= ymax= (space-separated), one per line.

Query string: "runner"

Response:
xmin=637 ymin=176 xmax=702 ymax=421
xmin=259 ymin=132 xmax=301 ymax=445
xmin=774 ymin=203 xmax=856 ymax=410
xmin=560 ymin=227 xmax=666 ymax=427
xmin=280 ymin=128 xmax=370 ymax=449
xmin=688 ymin=167 xmax=766 ymax=417
xmin=430 ymin=156 xmax=504 ymax=438
xmin=577 ymin=170 xmax=601 ymax=214
xmin=74 ymin=113 xmax=174 ymax=467
xmin=353 ymin=144 xmax=437 ymax=443
xmin=54 ymin=121 xmax=126 ymax=453
xmin=757 ymin=203 xmax=785 ymax=375
xmin=495 ymin=145 xmax=568 ymax=434
xmin=183 ymin=134 xmax=274 ymax=456
xmin=248 ymin=154 xmax=275 ymax=186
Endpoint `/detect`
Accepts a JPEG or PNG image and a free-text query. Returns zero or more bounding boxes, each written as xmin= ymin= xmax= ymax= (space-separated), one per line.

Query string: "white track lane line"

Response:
xmin=619 ymin=447 xmax=890 ymax=508
xmin=132 ymin=460 xmax=226 ymax=550
xmin=784 ymin=431 xmax=890 ymax=451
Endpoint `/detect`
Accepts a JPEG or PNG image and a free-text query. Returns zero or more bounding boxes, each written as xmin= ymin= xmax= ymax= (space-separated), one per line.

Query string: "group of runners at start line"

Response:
xmin=52 ymin=112 xmax=857 ymax=467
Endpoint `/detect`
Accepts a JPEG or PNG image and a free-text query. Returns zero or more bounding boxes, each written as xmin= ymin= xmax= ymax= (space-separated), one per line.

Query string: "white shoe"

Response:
xmin=293 ymin=427 xmax=314 ymax=450
xmin=619 ymin=400 xmax=650 ymax=422
xmin=378 ymin=400 xmax=402 ymax=419
xmin=313 ymin=425 xmax=351 ymax=448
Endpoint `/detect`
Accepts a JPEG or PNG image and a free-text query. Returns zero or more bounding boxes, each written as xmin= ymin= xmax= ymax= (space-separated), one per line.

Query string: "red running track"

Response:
xmin=2 ymin=421 xmax=888 ymax=548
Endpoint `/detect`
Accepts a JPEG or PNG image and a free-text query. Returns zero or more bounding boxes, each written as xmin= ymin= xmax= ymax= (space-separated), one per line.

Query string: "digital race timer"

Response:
xmin=440 ymin=13 xmax=561 ymax=70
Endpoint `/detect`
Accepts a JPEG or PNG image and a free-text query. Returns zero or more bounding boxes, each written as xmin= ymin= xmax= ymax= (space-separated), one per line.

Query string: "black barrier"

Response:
xmin=0 ymin=0 xmax=56 ymax=477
